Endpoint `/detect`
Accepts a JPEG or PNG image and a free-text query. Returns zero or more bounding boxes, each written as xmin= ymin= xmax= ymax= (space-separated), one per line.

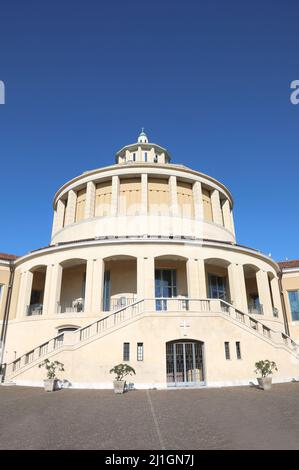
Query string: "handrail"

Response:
xmin=6 ymin=333 xmax=65 ymax=374
xmin=78 ymin=298 xmax=144 ymax=341
xmin=5 ymin=297 xmax=299 ymax=378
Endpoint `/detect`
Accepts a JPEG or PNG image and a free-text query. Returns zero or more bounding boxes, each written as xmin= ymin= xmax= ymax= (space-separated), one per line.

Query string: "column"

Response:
xmin=228 ymin=264 xmax=248 ymax=311
xmin=42 ymin=265 xmax=53 ymax=315
xmin=193 ymin=181 xmax=203 ymax=220
xmin=270 ymin=276 xmax=283 ymax=316
xmin=16 ymin=272 xmax=25 ymax=318
xmin=256 ymin=270 xmax=273 ymax=316
xmin=230 ymin=209 xmax=236 ymax=237
xmin=16 ymin=271 xmax=33 ymax=318
xmin=51 ymin=209 xmax=58 ymax=238
xmin=51 ymin=199 xmax=66 ymax=238
xmin=187 ymin=259 xmax=199 ymax=298
xmin=222 ymin=199 xmax=232 ymax=232
xmin=188 ymin=259 xmax=208 ymax=298
xmin=91 ymin=258 xmax=104 ymax=312
xmin=84 ymin=181 xmax=96 ymax=219
xmin=64 ymin=190 xmax=77 ymax=226
xmin=169 ymin=175 xmax=179 ymax=217
xmin=141 ymin=174 xmax=148 ymax=215
xmin=84 ymin=259 xmax=94 ymax=313
xmin=48 ymin=264 xmax=63 ymax=314
xmin=227 ymin=264 xmax=238 ymax=306
xmin=111 ymin=175 xmax=119 ymax=216
xmin=211 ymin=190 xmax=223 ymax=225
xmin=137 ymin=257 xmax=155 ymax=299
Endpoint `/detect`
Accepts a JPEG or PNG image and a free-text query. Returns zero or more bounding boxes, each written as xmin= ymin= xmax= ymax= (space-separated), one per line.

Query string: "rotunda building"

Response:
xmin=2 ymin=131 xmax=299 ymax=388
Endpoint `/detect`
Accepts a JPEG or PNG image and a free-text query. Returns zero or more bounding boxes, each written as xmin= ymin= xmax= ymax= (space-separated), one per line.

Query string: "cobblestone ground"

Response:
xmin=1 ymin=382 xmax=299 ymax=450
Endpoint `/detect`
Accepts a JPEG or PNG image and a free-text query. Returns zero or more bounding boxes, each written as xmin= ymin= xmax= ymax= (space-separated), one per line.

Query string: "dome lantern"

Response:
xmin=137 ymin=128 xmax=149 ymax=144
xmin=115 ymin=130 xmax=171 ymax=164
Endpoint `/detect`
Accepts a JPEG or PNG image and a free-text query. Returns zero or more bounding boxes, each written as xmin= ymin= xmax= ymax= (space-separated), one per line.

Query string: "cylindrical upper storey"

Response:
xmin=51 ymin=132 xmax=235 ymax=245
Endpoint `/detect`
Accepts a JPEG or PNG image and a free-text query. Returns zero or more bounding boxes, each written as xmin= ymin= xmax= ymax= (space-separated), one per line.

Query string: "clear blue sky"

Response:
xmin=0 ymin=0 xmax=298 ymax=261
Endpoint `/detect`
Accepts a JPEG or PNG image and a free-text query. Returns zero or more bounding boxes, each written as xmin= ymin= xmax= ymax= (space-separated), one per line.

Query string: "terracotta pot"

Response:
xmin=113 ymin=380 xmax=126 ymax=394
xmin=44 ymin=379 xmax=58 ymax=392
xmin=257 ymin=376 xmax=272 ymax=390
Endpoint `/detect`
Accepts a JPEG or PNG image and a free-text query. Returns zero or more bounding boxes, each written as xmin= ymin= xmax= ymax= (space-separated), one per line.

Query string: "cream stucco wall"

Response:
xmin=0 ymin=264 xmax=10 ymax=321
xmin=2 ymin=134 xmax=298 ymax=389
xmin=6 ymin=313 xmax=299 ymax=389
xmin=51 ymin=164 xmax=235 ymax=244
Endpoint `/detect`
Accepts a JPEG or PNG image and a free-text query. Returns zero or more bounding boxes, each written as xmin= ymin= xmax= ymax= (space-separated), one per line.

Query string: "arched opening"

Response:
xmin=166 ymin=339 xmax=205 ymax=387
xmin=103 ymin=255 xmax=137 ymax=311
xmin=27 ymin=265 xmax=47 ymax=315
xmin=243 ymin=264 xmax=262 ymax=314
xmin=56 ymin=324 xmax=80 ymax=334
xmin=59 ymin=259 xmax=87 ymax=313
xmin=154 ymin=255 xmax=188 ymax=311
xmin=204 ymin=258 xmax=231 ymax=302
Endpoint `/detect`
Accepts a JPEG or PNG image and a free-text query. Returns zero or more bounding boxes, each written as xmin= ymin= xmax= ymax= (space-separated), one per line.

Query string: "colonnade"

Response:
xmin=16 ymin=256 xmax=282 ymax=320
xmin=52 ymin=176 xmax=235 ymax=236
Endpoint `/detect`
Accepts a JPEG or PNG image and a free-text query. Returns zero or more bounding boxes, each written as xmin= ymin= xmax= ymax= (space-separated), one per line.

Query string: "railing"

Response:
xmin=78 ymin=299 xmax=144 ymax=342
xmin=109 ymin=297 xmax=137 ymax=311
xmin=9 ymin=333 xmax=64 ymax=375
xmin=6 ymin=297 xmax=299 ymax=379
xmin=57 ymin=299 xmax=85 ymax=313
xmin=26 ymin=304 xmax=43 ymax=316
xmin=282 ymin=333 xmax=299 ymax=351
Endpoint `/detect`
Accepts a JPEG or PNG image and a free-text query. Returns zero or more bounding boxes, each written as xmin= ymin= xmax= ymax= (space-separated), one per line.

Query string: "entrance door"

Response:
xmin=166 ymin=340 xmax=204 ymax=387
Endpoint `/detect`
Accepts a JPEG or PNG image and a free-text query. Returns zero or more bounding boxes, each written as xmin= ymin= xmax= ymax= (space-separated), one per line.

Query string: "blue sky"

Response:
xmin=0 ymin=0 xmax=298 ymax=261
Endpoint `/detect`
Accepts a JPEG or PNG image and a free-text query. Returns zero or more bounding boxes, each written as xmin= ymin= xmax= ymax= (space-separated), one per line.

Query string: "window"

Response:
xmin=57 ymin=327 xmax=79 ymax=334
xmin=224 ymin=342 xmax=230 ymax=360
xmin=103 ymin=270 xmax=111 ymax=311
xmin=144 ymin=152 xmax=147 ymax=162
xmin=155 ymin=269 xmax=177 ymax=311
xmin=137 ymin=343 xmax=144 ymax=361
xmin=288 ymin=291 xmax=299 ymax=321
xmin=0 ymin=284 xmax=3 ymax=302
xmin=248 ymin=294 xmax=262 ymax=314
xmin=123 ymin=342 xmax=130 ymax=361
xmin=133 ymin=153 xmax=136 ymax=162
xmin=236 ymin=342 xmax=241 ymax=359
xmin=209 ymin=275 xmax=228 ymax=301
xmin=154 ymin=154 xmax=158 ymax=163
xmin=155 ymin=269 xmax=177 ymax=298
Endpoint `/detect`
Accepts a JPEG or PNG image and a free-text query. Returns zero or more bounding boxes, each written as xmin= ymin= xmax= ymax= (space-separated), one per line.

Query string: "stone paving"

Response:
xmin=1 ymin=382 xmax=299 ymax=449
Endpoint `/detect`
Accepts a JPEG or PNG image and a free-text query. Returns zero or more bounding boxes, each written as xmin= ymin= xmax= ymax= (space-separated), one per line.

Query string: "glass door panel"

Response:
xmin=155 ymin=269 xmax=177 ymax=310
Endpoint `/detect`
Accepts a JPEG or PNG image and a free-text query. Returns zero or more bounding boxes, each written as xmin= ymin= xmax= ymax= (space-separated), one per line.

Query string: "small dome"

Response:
xmin=138 ymin=128 xmax=148 ymax=143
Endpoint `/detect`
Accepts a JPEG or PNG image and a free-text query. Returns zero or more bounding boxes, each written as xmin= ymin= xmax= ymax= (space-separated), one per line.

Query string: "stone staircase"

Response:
xmin=3 ymin=298 xmax=299 ymax=382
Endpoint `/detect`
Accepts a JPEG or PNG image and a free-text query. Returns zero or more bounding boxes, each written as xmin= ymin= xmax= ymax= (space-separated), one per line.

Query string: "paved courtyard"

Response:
xmin=1 ymin=382 xmax=299 ymax=450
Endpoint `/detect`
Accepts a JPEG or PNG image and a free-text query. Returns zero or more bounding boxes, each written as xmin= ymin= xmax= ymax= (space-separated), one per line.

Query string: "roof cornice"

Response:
xmin=13 ymin=237 xmax=279 ymax=272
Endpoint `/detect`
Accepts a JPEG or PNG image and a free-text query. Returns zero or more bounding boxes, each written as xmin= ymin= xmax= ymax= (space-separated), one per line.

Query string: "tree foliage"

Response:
xmin=39 ymin=359 xmax=65 ymax=379
xmin=254 ymin=360 xmax=278 ymax=378
xmin=109 ymin=363 xmax=136 ymax=381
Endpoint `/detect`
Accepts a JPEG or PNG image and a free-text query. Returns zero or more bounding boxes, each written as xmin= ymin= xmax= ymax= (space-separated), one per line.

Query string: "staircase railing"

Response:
xmin=5 ymin=298 xmax=299 ymax=379
xmin=6 ymin=333 xmax=64 ymax=376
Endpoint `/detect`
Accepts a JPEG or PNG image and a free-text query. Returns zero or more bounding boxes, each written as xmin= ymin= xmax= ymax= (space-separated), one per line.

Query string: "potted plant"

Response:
xmin=254 ymin=359 xmax=278 ymax=390
xmin=109 ymin=363 xmax=136 ymax=394
xmin=38 ymin=359 xmax=65 ymax=392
